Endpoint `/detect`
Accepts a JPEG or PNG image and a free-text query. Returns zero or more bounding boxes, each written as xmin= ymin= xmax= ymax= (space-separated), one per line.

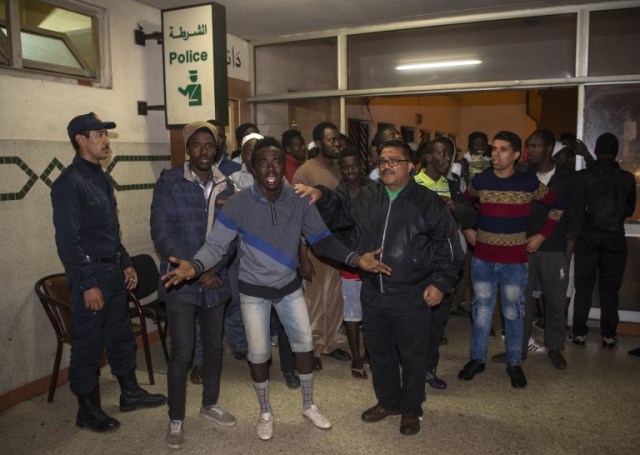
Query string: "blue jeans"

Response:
xmin=240 ymin=288 xmax=313 ymax=364
xmin=470 ymin=258 xmax=527 ymax=365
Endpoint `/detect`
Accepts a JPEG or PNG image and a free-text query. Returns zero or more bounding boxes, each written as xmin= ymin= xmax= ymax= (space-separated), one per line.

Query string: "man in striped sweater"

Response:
xmin=161 ymin=137 xmax=391 ymax=441
xmin=458 ymin=131 xmax=563 ymax=389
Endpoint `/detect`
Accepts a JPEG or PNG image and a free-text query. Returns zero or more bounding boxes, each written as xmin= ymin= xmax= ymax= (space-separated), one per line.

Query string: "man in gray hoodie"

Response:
xmin=162 ymin=137 xmax=390 ymax=442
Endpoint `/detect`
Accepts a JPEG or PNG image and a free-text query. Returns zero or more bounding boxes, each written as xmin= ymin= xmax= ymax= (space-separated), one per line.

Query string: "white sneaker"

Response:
xmin=165 ymin=420 xmax=184 ymax=450
xmin=257 ymin=412 xmax=273 ymax=440
xmin=303 ymin=405 xmax=332 ymax=429
xmin=528 ymin=337 xmax=548 ymax=353
xmin=200 ymin=404 xmax=237 ymax=427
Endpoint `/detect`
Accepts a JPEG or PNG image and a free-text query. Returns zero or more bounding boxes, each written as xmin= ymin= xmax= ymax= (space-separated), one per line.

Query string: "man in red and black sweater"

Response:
xmin=458 ymin=131 xmax=563 ymax=389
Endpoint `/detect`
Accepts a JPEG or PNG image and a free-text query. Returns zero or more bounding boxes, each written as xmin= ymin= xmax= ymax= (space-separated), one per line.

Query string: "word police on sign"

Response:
xmin=162 ymin=3 xmax=228 ymax=127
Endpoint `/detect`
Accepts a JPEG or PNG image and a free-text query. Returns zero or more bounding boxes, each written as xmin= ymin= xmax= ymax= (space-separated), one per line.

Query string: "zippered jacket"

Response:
xmin=151 ymin=163 xmax=235 ymax=307
xmin=315 ymin=178 xmax=465 ymax=295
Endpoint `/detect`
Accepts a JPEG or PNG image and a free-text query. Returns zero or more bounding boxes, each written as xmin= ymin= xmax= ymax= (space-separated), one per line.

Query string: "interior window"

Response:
xmin=0 ymin=0 xmax=102 ymax=79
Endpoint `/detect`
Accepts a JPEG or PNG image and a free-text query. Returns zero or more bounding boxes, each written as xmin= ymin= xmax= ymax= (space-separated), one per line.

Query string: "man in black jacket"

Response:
xmin=295 ymin=140 xmax=464 ymax=436
xmin=571 ymin=133 xmax=636 ymax=348
xmin=414 ymin=137 xmax=477 ymax=389
xmin=522 ymin=129 xmax=580 ymax=369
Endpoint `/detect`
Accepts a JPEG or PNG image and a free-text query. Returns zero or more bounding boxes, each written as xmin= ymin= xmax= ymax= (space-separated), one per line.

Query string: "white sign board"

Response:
xmin=163 ymin=4 xmax=220 ymax=126
xmin=226 ymin=33 xmax=249 ymax=81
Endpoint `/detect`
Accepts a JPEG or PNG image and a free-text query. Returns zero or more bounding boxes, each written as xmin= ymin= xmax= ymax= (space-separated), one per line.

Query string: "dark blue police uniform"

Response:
xmin=51 ymin=155 xmax=136 ymax=395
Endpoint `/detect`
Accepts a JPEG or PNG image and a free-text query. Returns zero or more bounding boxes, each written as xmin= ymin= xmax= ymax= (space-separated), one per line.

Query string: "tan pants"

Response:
xmin=303 ymin=251 xmax=344 ymax=357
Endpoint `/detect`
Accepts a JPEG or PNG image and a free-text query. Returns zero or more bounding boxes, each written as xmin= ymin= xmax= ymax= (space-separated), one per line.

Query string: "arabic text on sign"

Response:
xmin=169 ymin=24 xmax=208 ymax=41
xmin=226 ymin=47 xmax=242 ymax=68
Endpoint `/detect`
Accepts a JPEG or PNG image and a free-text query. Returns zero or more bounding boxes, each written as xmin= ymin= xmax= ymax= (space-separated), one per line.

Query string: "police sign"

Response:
xmin=162 ymin=2 xmax=228 ymax=127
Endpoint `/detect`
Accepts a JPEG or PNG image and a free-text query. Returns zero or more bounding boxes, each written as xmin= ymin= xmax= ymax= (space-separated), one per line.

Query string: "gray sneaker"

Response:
xmin=166 ymin=420 xmax=184 ymax=450
xmin=257 ymin=412 xmax=273 ymax=440
xmin=200 ymin=404 xmax=237 ymax=427
xmin=303 ymin=404 xmax=332 ymax=429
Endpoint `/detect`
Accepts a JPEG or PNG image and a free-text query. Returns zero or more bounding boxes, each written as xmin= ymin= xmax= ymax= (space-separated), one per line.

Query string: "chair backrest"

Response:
xmin=129 ymin=254 xmax=161 ymax=300
xmin=34 ymin=274 xmax=72 ymax=344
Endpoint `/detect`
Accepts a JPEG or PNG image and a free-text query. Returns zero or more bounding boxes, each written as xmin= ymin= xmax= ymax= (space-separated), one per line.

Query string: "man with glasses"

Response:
xmin=295 ymin=139 xmax=464 ymax=436
xmin=151 ymin=121 xmax=237 ymax=449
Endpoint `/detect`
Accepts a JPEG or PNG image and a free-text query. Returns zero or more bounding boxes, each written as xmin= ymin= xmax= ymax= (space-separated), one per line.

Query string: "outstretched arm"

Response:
xmin=161 ymin=256 xmax=197 ymax=287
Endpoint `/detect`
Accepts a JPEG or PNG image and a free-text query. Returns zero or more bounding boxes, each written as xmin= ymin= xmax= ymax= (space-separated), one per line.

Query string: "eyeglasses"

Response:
xmin=189 ymin=143 xmax=215 ymax=152
xmin=377 ymin=158 xmax=410 ymax=168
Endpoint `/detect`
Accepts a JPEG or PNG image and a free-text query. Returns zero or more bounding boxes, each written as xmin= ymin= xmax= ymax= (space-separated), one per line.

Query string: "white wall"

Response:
xmin=0 ymin=0 xmax=169 ymax=397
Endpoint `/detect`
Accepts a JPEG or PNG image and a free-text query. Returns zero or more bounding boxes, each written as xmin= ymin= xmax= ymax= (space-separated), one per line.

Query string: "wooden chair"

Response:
xmin=128 ymin=254 xmax=169 ymax=363
xmin=35 ymin=273 xmax=154 ymax=402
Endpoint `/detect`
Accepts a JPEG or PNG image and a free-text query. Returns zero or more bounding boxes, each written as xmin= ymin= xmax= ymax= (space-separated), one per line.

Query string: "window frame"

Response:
xmin=0 ymin=0 xmax=110 ymax=86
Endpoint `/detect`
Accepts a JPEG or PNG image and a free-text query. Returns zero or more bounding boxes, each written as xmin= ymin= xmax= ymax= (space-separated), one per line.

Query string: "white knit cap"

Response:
xmin=241 ymin=132 xmax=263 ymax=147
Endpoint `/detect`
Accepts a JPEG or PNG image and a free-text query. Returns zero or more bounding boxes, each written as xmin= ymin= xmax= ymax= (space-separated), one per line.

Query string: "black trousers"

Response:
xmin=573 ymin=228 xmax=627 ymax=338
xmin=361 ymin=281 xmax=429 ymax=416
xmin=68 ymin=264 xmax=136 ymax=395
xmin=166 ymin=301 xmax=225 ymax=420
xmin=426 ymin=297 xmax=451 ymax=372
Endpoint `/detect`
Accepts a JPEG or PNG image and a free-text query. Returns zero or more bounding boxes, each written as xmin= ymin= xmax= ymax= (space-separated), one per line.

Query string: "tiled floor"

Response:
xmin=1 ymin=315 xmax=638 ymax=454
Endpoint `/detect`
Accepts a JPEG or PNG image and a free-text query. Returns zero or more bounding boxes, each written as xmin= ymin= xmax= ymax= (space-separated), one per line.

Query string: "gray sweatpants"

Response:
xmin=523 ymin=251 xmax=569 ymax=352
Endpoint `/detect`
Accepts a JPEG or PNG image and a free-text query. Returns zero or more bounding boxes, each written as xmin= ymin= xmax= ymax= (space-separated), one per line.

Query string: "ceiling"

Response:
xmin=136 ymin=0 xmax=597 ymax=41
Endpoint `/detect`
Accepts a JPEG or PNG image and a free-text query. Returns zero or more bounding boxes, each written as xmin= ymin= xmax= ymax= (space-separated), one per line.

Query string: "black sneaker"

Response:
xmin=283 ymin=371 xmax=300 ymax=389
xmin=458 ymin=360 xmax=485 ymax=381
xmin=425 ymin=370 xmax=447 ymax=389
xmin=506 ymin=364 xmax=527 ymax=389
xmin=547 ymin=350 xmax=567 ymax=370
xmin=568 ymin=334 xmax=586 ymax=346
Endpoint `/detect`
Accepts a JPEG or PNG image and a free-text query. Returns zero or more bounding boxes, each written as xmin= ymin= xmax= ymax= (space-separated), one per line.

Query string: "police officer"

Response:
xmin=51 ymin=112 xmax=166 ymax=432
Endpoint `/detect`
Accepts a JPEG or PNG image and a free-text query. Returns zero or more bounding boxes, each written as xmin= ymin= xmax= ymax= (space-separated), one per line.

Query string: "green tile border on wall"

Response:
xmin=0 ymin=156 xmax=39 ymax=201
xmin=0 ymin=155 xmax=170 ymax=201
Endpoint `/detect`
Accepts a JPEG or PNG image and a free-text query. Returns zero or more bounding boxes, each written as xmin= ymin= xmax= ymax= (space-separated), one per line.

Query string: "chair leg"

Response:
xmin=48 ymin=342 xmax=63 ymax=403
xmin=141 ymin=330 xmax=154 ymax=385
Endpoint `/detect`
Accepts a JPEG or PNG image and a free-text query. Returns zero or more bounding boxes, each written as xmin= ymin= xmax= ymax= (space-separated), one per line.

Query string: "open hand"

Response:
xmin=161 ymin=256 xmax=197 ymax=287
xmin=356 ymin=248 xmax=392 ymax=275
xmin=294 ymin=184 xmax=322 ymax=204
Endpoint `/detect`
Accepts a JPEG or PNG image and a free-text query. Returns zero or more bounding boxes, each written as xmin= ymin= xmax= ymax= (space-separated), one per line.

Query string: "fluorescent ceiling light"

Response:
xmin=396 ymin=59 xmax=482 ymax=71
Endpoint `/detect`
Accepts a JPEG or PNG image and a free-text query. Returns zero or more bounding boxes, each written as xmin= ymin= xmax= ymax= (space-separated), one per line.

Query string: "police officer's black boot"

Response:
xmin=117 ymin=369 xmax=167 ymax=412
xmin=76 ymin=389 xmax=120 ymax=432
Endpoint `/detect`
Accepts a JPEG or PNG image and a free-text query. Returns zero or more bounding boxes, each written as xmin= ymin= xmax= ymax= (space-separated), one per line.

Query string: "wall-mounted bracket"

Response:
xmin=134 ymin=24 xmax=163 ymax=46
xmin=137 ymin=101 xmax=165 ymax=116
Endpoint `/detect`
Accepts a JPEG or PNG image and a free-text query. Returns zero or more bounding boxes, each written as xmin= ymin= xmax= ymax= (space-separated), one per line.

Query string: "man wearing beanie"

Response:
xmin=151 ymin=121 xmax=237 ymax=449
